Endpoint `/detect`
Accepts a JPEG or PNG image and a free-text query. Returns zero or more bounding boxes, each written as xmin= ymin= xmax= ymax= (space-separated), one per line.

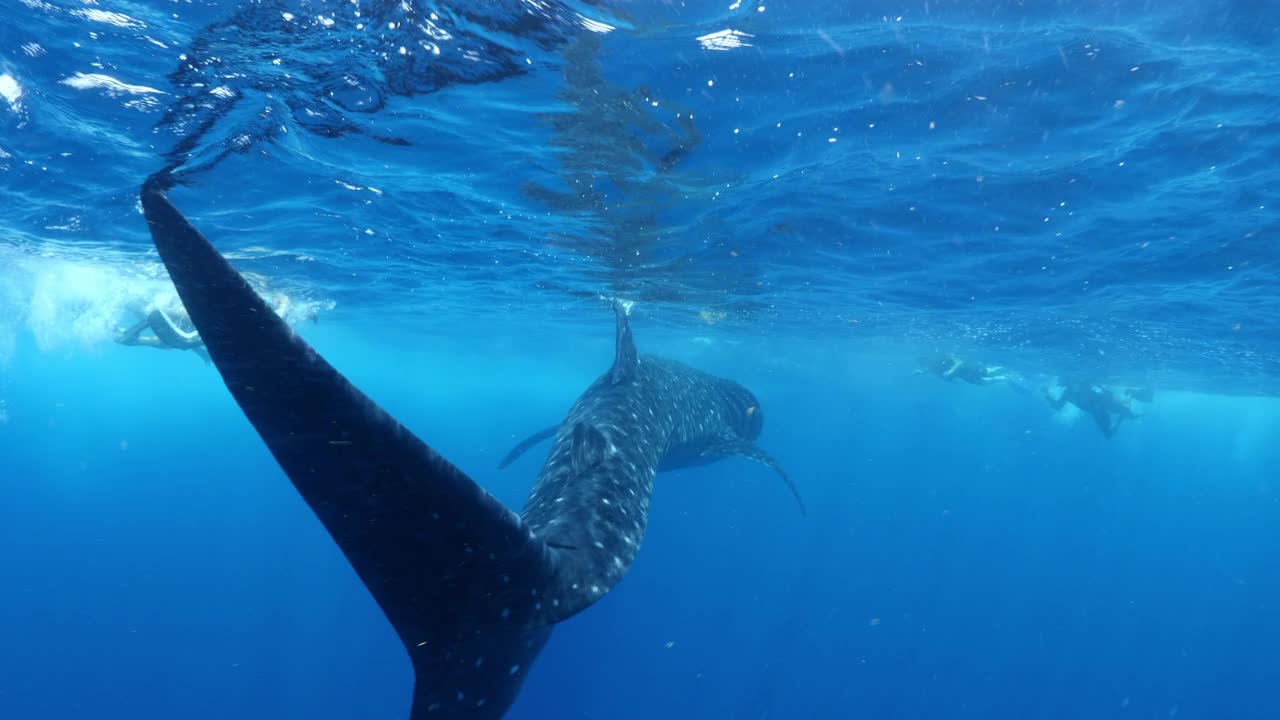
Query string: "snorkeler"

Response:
xmin=116 ymin=306 xmax=210 ymax=361
xmin=1043 ymin=380 xmax=1144 ymax=439
xmin=918 ymin=353 xmax=1010 ymax=385
xmin=116 ymin=294 xmax=299 ymax=360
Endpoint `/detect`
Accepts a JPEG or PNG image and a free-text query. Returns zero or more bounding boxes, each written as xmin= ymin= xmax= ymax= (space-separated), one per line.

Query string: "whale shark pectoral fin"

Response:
xmin=140 ymin=181 xmax=558 ymax=717
xmin=570 ymin=422 xmax=608 ymax=475
xmin=703 ymin=439 xmax=806 ymax=517
xmin=743 ymin=445 xmax=807 ymax=517
xmin=608 ymin=299 xmax=639 ymax=385
xmin=497 ymin=424 xmax=560 ymax=469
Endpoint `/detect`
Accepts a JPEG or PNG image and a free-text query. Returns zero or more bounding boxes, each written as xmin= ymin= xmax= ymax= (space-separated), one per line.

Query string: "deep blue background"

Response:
xmin=3 ymin=0 xmax=1280 ymax=717
xmin=2 ymin=324 xmax=1277 ymax=719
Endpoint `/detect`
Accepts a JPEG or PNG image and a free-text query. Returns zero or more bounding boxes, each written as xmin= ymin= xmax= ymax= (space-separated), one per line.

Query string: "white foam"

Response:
xmin=24 ymin=259 xmax=175 ymax=351
xmin=0 ymin=73 xmax=22 ymax=108
xmin=578 ymin=16 xmax=615 ymax=34
xmin=60 ymin=73 xmax=165 ymax=97
xmin=74 ymin=9 xmax=145 ymax=28
xmin=696 ymin=29 xmax=754 ymax=51
xmin=0 ymin=244 xmax=332 ymax=362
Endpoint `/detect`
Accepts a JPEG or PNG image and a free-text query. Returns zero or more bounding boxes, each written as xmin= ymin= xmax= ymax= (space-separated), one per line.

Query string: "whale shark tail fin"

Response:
xmin=140 ymin=177 xmax=566 ymax=717
xmin=497 ymin=424 xmax=560 ymax=469
xmin=608 ymin=299 xmax=640 ymax=384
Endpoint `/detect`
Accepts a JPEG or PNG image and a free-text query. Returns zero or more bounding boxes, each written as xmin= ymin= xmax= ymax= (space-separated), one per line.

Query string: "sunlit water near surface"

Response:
xmin=2 ymin=1 xmax=1279 ymax=719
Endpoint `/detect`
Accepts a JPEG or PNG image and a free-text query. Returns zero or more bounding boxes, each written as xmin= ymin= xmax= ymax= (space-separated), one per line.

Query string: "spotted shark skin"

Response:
xmin=138 ymin=176 xmax=796 ymax=719
xmin=500 ymin=402 xmax=805 ymax=517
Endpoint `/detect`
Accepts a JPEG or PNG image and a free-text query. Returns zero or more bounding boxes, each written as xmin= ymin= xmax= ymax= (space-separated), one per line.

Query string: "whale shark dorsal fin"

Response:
xmin=570 ymin=422 xmax=608 ymax=475
xmin=139 ymin=179 xmax=561 ymax=716
xmin=608 ymin=299 xmax=639 ymax=384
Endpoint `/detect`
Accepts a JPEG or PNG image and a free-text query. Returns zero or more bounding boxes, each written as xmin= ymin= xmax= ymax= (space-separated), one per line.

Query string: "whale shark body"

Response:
xmin=139 ymin=177 xmax=800 ymax=718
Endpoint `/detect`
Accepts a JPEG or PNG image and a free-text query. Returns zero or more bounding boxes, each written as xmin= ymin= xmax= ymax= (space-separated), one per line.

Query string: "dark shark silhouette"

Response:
xmin=138 ymin=175 xmax=800 ymax=719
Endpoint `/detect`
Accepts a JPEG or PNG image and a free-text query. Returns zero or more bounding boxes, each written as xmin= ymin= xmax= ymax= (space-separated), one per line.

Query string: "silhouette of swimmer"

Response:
xmin=116 ymin=307 xmax=210 ymax=361
xmin=918 ymin=353 xmax=1010 ymax=385
xmin=117 ymin=295 xmax=304 ymax=361
xmin=1044 ymin=380 xmax=1150 ymax=439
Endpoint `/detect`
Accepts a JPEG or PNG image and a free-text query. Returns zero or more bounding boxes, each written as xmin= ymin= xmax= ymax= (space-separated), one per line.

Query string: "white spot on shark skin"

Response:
xmin=510 ymin=664 xmax=521 ymax=675
xmin=594 ymin=540 xmax=605 ymax=549
xmin=477 ymin=699 xmax=487 ymax=707
xmin=500 ymin=607 xmax=510 ymax=619
xmin=591 ymin=585 xmax=601 ymax=594
xmin=475 ymin=657 xmax=484 ymax=667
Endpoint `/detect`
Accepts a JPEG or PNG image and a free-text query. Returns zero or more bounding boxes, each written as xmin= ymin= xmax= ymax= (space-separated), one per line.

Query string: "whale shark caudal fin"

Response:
xmin=140 ymin=178 xmax=585 ymax=718
xmin=497 ymin=425 xmax=559 ymax=469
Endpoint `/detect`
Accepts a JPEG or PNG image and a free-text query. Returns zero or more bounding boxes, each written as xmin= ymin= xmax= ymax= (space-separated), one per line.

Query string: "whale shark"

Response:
xmin=498 ymin=411 xmax=804 ymax=515
xmin=138 ymin=175 xmax=800 ymax=718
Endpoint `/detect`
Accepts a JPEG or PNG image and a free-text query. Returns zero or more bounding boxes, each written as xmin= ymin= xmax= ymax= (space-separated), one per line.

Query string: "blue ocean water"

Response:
xmin=2 ymin=0 xmax=1279 ymax=718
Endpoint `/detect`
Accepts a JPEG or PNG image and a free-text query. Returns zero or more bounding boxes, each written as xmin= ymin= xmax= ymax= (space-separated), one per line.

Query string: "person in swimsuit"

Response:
xmin=116 ymin=294 xmax=297 ymax=360
xmin=918 ymin=353 xmax=1010 ymax=385
xmin=1043 ymin=379 xmax=1147 ymax=439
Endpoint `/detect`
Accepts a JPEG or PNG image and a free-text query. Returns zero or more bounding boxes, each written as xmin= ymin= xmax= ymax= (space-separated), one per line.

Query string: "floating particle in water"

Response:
xmin=698 ymin=309 xmax=727 ymax=325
